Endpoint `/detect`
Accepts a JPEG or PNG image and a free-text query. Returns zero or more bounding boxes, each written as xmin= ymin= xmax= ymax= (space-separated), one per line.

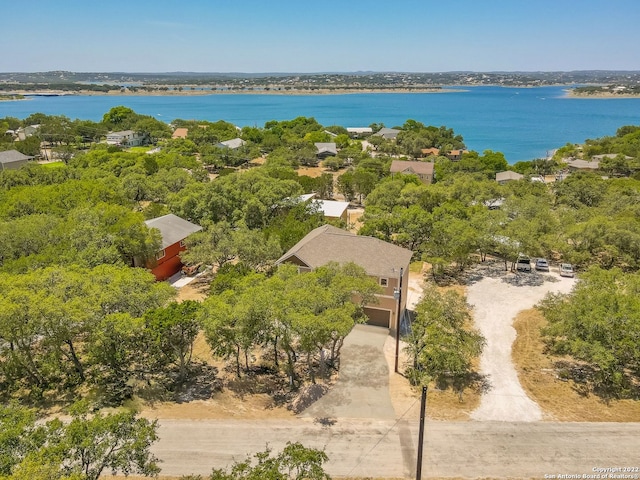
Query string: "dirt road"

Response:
xmin=152 ymin=418 xmax=640 ymax=478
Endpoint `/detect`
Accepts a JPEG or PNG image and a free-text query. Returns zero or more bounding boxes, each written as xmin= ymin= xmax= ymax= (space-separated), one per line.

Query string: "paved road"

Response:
xmin=301 ymin=324 xmax=395 ymax=420
xmin=151 ymin=310 xmax=639 ymax=478
xmin=153 ymin=418 xmax=640 ymax=478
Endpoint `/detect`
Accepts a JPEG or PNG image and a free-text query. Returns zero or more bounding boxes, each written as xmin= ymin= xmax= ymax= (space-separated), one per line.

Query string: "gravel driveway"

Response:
xmin=467 ymin=268 xmax=576 ymax=421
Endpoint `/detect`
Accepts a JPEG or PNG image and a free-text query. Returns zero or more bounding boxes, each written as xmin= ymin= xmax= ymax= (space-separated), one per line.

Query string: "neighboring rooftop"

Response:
xmin=566 ymin=159 xmax=601 ymax=170
xmin=217 ymin=137 xmax=246 ymax=149
xmin=347 ymin=127 xmax=373 ymax=134
xmin=390 ymin=160 xmax=434 ymax=176
xmin=314 ymin=142 xmax=338 ymax=156
xmin=144 ymin=214 xmax=203 ymax=249
xmin=0 ymin=149 xmax=34 ymax=170
xmin=276 ymin=224 xmax=413 ymax=279
xmin=311 ymin=199 xmax=350 ymax=218
xmin=373 ymin=128 xmax=401 ymax=140
xmin=496 ymin=170 xmax=524 ymax=182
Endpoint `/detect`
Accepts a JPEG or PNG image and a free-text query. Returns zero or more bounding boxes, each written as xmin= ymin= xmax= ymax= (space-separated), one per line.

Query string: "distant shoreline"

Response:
xmin=3 ymin=87 xmax=459 ymax=98
xmin=5 ymin=86 xmax=640 ymax=100
xmin=564 ymin=89 xmax=640 ymax=99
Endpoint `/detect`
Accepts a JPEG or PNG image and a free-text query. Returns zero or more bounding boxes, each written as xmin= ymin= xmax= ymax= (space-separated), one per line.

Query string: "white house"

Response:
xmin=106 ymin=130 xmax=146 ymax=147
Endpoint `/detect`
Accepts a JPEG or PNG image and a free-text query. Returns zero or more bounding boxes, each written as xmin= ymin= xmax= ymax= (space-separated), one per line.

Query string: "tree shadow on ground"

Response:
xmin=433 ymin=371 xmax=492 ymax=401
xmin=225 ymin=364 xmax=296 ymax=408
xmin=173 ymin=364 xmax=222 ymax=403
xmin=553 ymin=360 xmax=640 ymax=403
xmin=501 ymin=272 xmax=559 ymax=287
xmin=134 ymin=363 xmax=222 ymax=405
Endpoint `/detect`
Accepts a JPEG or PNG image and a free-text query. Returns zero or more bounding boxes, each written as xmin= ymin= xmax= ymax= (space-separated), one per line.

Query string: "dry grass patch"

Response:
xmin=425 ymin=385 xmax=481 ymax=420
xmin=175 ymin=281 xmax=209 ymax=302
xmin=297 ymin=165 xmax=327 ymax=178
xmin=513 ymin=308 xmax=640 ymax=422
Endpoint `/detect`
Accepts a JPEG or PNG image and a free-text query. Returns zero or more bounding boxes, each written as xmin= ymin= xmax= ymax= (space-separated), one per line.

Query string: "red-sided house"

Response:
xmin=144 ymin=214 xmax=202 ymax=281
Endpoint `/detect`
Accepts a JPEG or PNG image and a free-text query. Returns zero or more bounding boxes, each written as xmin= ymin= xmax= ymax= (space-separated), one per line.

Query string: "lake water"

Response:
xmin=2 ymin=86 xmax=640 ymax=162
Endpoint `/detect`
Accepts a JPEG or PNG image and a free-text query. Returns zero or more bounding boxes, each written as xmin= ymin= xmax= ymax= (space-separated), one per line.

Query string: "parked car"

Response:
xmin=516 ymin=255 xmax=531 ymax=272
xmin=560 ymin=263 xmax=575 ymax=277
xmin=535 ymin=258 xmax=550 ymax=272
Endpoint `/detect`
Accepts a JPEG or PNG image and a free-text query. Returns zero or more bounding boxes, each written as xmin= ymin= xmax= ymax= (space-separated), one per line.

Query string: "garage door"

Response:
xmin=363 ymin=307 xmax=391 ymax=328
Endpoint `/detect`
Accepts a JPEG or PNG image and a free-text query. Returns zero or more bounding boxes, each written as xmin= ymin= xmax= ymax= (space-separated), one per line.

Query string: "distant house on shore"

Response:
xmin=566 ymin=159 xmax=600 ymax=171
xmin=496 ymin=171 xmax=524 ymax=184
xmin=446 ymin=149 xmax=468 ymax=161
xmin=390 ymin=160 xmax=434 ymax=185
xmin=419 ymin=147 xmax=468 ymax=161
xmin=0 ymin=150 xmax=34 ymax=171
xmin=373 ymin=128 xmax=400 ymax=140
xmin=315 ymin=142 xmax=338 ymax=159
xmin=420 ymin=147 xmax=440 ymax=157
xmin=15 ymin=125 xmax=40 ymax=141
xmin=347 ymin=127 xmax=373 ymax=138
xmin=275 ymin=224 xmax=413 ymax=333
xmin=106 ymin=130 xmax=146 ymax=147
xmin=144 ymin=214 xmax=203 ymax=281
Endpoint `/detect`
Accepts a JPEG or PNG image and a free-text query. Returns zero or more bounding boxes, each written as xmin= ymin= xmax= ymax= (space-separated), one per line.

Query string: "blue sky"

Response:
xmin=3 ymin=0 xmax=640 ymax=72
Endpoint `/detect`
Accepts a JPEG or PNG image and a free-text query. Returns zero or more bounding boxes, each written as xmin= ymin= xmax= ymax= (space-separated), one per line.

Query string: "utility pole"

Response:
xmin=416 ymin=385 xmax=427 ymax=480
xmin=394 ymin=266 xmax=403 ymax=374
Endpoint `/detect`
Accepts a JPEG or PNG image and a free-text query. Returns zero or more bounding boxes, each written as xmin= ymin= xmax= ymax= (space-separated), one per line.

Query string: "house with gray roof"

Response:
xmin=390 ymin=160 xmax=434 ymax=184
xmin=566 ymin=159 xmax=601 ymax=171
xmin=276 ymin=224 xmax=413 ymax=333
xmin=0 ymin=150 xmax=34 ymax=171
xmin=495 ymin=171 xmax=524 ymax=184
xmin=373 ymin=128 xmax=401 ymax=140
xmin=314 ymin=142 xmax=338 ymax=159
xmin=106 ymin=130 xmax=146 ymax=147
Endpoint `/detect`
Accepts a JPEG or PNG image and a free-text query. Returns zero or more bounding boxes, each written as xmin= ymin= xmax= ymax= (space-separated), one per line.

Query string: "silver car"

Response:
xmin=560 ymin=263 xmax=575 ymax=277
xmin=535 ymin=258 xmax=550 ymax=272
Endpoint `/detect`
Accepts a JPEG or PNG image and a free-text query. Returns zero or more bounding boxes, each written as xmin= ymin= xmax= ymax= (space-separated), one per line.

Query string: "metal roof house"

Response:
xmin=347 ymin=127 xmax=373 ymax=138
xmin=495 ymin=171 xmax=524 ymax=184
xmin=0 ymin=150 xmax=34 ymax=171
xmin=217 ymin=138 xmax=246 ymax=149
xmin=314 ymin=142 xmax=338 ymax=159
xmin=144 ymin=214 xmax=203 ymax=280
xmin=373 ymin=128 xmax=401 ymax=140
xmin=276 ymin=224 xmax=413 ymax=333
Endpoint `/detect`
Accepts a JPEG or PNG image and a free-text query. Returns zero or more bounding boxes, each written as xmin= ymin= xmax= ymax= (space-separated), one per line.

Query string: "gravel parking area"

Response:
xmin=467 ymin=267 xmax=576 ymax=421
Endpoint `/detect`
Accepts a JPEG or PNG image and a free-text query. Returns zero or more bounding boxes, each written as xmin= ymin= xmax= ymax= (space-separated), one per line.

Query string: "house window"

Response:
xmin=379 ymin=278 xmax=388 ymax=287
xmin=156 ymin=249 xmax=166 ymax=260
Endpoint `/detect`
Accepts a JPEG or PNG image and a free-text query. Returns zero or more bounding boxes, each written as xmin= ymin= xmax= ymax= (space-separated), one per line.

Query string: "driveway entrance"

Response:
xmin=300 ymin=324 xmax=395 ymax=419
